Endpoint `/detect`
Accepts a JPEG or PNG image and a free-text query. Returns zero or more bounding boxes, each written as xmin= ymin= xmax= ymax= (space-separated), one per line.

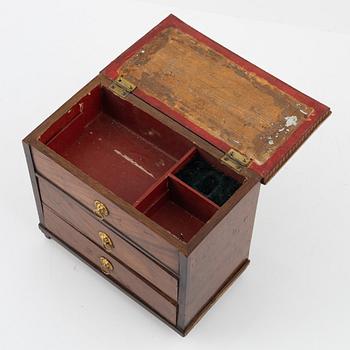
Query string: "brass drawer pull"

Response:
xmin=99 ymin=256 xmax=114 ymax=275
xmin=94 ymin=200 xmax=109 ymax=219
xmin=98 ymin=231 xmax=114 ymax=251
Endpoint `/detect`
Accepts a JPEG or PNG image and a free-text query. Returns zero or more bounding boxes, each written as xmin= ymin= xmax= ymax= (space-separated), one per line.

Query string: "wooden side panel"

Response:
xmin=43 ymin=205 xmax=177 ymax=325
xmin=38 ymin=176 xmax=178 ymax=300
xmin=32 ymin=147 xmax=179 ymax=273
xmin=179 ymin=182 xmax=261 ymax=329
xmin=22 ymin=141 xmax=44 ymax=223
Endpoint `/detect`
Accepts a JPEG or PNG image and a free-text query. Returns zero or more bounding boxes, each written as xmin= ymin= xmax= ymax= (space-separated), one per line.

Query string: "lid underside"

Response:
xmin=102 ymin=15 xmax=330 ymax=183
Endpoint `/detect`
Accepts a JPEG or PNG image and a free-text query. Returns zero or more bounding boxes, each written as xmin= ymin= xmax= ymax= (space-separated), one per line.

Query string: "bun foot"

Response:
xmin=38 ymin=223 xmax=52 ymax=239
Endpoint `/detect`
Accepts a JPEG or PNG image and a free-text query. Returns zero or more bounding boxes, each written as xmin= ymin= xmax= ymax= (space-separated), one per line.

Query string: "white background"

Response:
xmin=0 ymin=0 xmax=349 ymax=349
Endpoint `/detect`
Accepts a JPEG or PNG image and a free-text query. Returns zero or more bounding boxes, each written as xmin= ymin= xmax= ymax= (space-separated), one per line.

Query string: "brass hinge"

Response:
xmin=221 ymin=148 xmax=251 ymax=172
xmin=109 ymin=76 xmax=136 ymax=99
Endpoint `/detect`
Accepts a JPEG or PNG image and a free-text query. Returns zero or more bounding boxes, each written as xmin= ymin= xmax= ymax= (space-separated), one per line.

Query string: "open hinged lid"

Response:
xmin=101 ymin=15 xmax=331 ymax=183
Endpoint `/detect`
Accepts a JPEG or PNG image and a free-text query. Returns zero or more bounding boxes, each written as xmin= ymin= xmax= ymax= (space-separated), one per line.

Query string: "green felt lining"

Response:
xmin=176 ymin=155 xmax=241 ymax=206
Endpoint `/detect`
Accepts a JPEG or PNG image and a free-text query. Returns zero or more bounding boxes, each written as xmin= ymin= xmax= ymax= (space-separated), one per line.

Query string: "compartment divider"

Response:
xmin=135 ymin=178 xmax=168 ymax=213
xmin=133 ymin=147 xmax=197 ymax=208
xmin=168 ymin=175 xmax=219 ymax=220
xmin=169 ymin=174 xmax=220 ymax=209
xmin=136 ymin=174 xmax=220 ymax=242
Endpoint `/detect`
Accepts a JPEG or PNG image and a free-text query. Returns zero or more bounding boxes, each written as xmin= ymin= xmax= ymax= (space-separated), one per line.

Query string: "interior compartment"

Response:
xmin=40 ymin=86 xmax=193 ymax=204
xmin=175 ymin=152 xmax=242 ymax=206
xmin=39 ymin=84 xmax=245 ymax=242
xmin=136 ymin=176 xmax=219 ymax=242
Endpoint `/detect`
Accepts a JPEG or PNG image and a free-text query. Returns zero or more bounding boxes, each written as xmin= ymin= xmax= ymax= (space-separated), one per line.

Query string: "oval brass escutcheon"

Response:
xmin=94 ymin=200 xmax=109 ymax=220
xmin=99 ymin=256 xmax=114 ymax=275
xmin=98 ymin=231 xmax=114 ymax=251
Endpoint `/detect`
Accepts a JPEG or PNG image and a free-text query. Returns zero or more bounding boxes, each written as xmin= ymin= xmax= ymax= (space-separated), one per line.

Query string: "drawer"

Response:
xmin=43 ymin=205 xmax=177 ymax=325
xmin=32 ymin=147 xmax=179 ymax=273
xmin=38 ymin=176 xmax=178 ymax=300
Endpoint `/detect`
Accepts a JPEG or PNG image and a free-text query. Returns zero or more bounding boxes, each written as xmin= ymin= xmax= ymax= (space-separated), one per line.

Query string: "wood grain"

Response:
xmin=22 ymin=141 xmax=44 ymax=223
xmin=43 ymin=205 xmax=177 ymax=325
xmin=32 ymin=147 xmax=179 ymax=273
xmin=177 ymin=182 xmax=261 ymax=329
xmin=182 ymin=259 xmax=250 ymax=335
xmin=38 ymin=176 xmax=178 ymax=300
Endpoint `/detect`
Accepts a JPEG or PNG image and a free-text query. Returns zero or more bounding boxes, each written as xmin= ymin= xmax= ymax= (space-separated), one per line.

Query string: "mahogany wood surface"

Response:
xmin=43 ymin=205 xmax=177 ymax=325
xmin=181 ymin=259 xmax=250 ymax=335
xmin=39 ymin=224 xmax=184 ymax=336
xmin=22 ymin=142 xmax=44 ymax=223
xmin=178 ymin=182 xmax=261 ymax=330
xmin=38 ymin=176 xmax=178 ymax=300
xmin=32 ymin=147 xmax=180 ymax=273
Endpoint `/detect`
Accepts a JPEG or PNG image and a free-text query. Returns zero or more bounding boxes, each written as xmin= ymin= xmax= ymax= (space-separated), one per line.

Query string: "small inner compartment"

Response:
xmin=137 ymin=177 xmax=219 ymax=242
xmin=175 ymin=152 xmax=242 ymax=206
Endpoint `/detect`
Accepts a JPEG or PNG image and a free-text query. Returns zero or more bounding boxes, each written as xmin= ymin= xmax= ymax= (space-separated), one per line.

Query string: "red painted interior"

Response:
xmin=133 ymin=147 xmax=197 ymax=209
xmin=145 ymin=194 xmax=205 ymax=243
xmin=40 ymin=86 xmax=101 ymax=145
xmin=167 ymin=175 xmax=219 ymax=221
xmin=140 ymin=177 xmax=213 ymax=242
xmin=42 ymin=85 xmax=243 ymax=241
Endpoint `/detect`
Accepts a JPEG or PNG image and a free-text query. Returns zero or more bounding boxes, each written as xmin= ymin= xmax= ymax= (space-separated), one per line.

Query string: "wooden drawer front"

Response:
xmin=43 ymin=205 xmax=177 ymax=325
xmin=38 ymin=176 xmax=178 ymax=301
xmin=32 ymin=147 xmax=179 ymax=273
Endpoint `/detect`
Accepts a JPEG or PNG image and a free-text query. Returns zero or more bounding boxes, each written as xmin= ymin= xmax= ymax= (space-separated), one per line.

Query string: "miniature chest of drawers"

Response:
xmin=23 ymin=15 xmax=331 ymax=336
